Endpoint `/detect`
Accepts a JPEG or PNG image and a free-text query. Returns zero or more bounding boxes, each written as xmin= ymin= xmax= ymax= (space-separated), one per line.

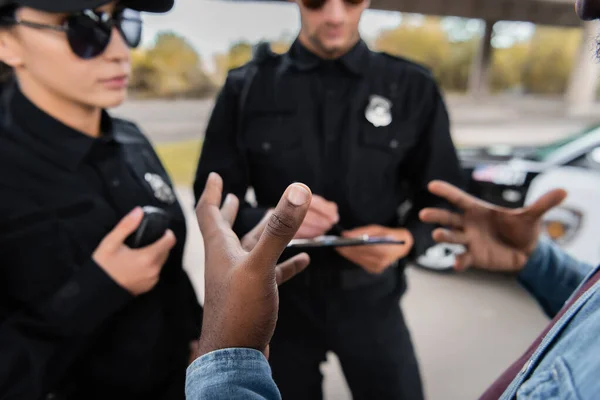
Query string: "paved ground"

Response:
xmin=114 ymin=94 xmax=595 ymax=399
xmin=111 ymin=94 xmax=600 ymax=146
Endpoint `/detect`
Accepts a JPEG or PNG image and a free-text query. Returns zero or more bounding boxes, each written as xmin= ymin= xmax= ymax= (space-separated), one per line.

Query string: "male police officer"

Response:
xmin=194 ymin=0 xmax=464 ymax=398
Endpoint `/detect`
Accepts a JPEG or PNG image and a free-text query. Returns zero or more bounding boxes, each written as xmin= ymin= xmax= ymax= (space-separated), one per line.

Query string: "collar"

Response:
xmin=11 ymin=84 xmax=115 ymax=172
xmin=287 ymin=38 xmax=369 ymax=76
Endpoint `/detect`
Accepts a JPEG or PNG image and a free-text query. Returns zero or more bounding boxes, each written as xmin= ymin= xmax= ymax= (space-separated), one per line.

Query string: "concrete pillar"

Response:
xmin=468 ymin=20 xmax=496 ymax=98
xmin=565 ymin=21 xmax=600 ymax=116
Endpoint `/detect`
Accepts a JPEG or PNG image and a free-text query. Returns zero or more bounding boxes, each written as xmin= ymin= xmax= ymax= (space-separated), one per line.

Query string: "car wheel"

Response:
xmin=414 ymin=243 xmax=465 ymax=272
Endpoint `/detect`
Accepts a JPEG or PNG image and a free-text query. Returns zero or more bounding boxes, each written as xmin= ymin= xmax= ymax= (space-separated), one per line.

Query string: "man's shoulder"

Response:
xmin=370 ymin=50 xmax=435 ymax=82
xmin=226 ymin=42 xmax=283 ymax=85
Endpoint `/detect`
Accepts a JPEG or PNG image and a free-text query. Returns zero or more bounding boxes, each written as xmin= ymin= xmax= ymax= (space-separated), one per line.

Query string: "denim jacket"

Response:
xmin=186 ymin=238 xmax=600 ymax=399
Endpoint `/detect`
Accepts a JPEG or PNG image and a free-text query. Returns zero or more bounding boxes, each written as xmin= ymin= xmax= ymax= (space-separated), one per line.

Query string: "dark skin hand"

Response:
xmin=419 ymin=181 xmax=567 ymax=273
xmin=194 ymin=173 xmax=312 ymax=358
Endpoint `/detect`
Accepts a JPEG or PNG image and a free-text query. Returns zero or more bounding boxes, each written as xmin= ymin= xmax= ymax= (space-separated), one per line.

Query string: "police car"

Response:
xmin=415 ymin=122 xmax=600 ymax=271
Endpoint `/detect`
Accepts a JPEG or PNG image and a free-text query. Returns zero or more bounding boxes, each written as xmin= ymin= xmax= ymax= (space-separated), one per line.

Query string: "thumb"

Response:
xmin=101 ymin=207 xmax=144 ymax=251
xmin=524 ymin=189 xmax=567 ymax=220
xmin=248 ymin=183 xmax=312 ymax=273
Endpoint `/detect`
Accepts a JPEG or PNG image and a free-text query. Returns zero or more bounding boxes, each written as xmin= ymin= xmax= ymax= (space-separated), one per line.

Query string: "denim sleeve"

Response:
xmin=185 ymin=348 xmax=281 ymax=400
xmin=518 ymin=236 xmax=594 ymax=318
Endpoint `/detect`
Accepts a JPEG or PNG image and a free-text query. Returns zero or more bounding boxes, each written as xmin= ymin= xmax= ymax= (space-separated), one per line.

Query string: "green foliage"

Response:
xmin=132 ymin=21 xmax=586 ymax=99
xmin=130 ymin=32 xmax=217 ymax=99
xmin=521 ymin=27 xmax=581 ymax=94
xmin=373 ymin=19 xmax=584 ymax=95
xmin=375 ymin=17 xmax=451 ymax=82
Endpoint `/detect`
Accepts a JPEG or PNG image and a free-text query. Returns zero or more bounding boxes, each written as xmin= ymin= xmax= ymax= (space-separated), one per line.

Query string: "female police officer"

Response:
xmin=0 ymin=1 xmax=203 ymax=399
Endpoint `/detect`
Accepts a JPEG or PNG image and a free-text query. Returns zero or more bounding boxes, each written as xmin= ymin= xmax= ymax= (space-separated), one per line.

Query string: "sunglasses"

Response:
xmin=301 ymin=0 xmax=365 ymax=10
xmin=1 ymin=8 xmax=142 ymax=60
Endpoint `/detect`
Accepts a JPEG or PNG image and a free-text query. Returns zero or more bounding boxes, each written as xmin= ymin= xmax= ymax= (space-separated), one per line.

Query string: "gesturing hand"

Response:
xmin=419 ymin=180 xmax=567 ymax=272
xmin=195 ymin=173 xmax=312 ymax=358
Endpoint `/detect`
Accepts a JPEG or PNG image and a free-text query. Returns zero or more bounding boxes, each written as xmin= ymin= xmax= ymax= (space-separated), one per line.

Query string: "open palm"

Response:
xmin=420 ymin=181 xmax=567 ymax=272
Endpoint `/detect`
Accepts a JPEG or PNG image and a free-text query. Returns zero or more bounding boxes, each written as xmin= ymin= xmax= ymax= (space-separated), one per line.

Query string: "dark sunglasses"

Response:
xmin=1 ymin=8 xmax=142 ymax=60
xmin=301 ymin=0 xmax=365 ymax=10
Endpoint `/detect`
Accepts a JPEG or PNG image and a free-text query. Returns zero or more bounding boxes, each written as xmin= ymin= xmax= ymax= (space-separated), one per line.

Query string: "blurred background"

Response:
xmin=112 ymin=0 xmax=600 ymax=398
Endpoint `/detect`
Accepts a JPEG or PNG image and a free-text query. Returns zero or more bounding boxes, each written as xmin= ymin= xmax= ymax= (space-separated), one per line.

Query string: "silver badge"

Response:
xmin=365 ymin=95 xmax=392 ymax=127
xmin=144 ymin=173 xmax=176 ymax=204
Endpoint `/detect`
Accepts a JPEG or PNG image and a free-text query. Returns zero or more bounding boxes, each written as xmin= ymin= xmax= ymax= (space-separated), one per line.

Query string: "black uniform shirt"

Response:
xmin=0 ymin=83 xmax=202 ymax=399
xmin=289 ymin=40 xmax=368 ymax=220
xmin=194 ymin=39 xmax=465 ymax=269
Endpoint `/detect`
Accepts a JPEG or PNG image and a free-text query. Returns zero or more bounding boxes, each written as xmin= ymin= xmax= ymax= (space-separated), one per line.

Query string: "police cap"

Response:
xmin=0 ymin=0 xmax=174 ymax=13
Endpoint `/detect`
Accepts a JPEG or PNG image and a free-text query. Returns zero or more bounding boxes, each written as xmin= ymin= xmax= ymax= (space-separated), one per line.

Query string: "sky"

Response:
xmin=140 ymin=0 xmax=404 ymax=68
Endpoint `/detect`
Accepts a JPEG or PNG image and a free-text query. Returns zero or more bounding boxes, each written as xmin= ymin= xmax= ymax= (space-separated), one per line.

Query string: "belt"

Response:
xmin=297 ymin=262 xmax=400 ymax=290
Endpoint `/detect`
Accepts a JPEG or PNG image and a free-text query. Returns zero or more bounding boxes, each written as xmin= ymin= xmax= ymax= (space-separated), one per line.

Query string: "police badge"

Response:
xmin=144 ymin=173 xmax=176 ymax=204
xmin=365 ymin=95 xmax=392 ymax=127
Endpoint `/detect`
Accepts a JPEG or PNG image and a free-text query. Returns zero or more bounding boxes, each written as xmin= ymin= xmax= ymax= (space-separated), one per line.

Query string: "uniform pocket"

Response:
xmin=359 ymin=120 xmax=417 ymax=156
xmin=516 ymin=357 xmax=582 ymax=400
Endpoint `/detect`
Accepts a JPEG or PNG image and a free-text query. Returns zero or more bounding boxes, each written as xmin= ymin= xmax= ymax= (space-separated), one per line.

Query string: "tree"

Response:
xmin=521 ymin=26 xmax=581 ymax=95
xmin=374 ymin=16 xmax=451 ymax=81
xmin=130 ymin=32 xmax=217 ymax=98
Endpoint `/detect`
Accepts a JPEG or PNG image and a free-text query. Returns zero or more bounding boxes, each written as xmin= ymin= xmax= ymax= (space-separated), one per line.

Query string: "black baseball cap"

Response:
xmin=0 ymin=0 xmax=175 ymax=13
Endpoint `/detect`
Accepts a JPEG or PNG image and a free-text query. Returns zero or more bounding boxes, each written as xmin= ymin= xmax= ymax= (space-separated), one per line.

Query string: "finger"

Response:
xmin=420 ymin=208 xmax=464 ymax=229
xmin=432 ymin=228 xmax=469 ymax=245
xmin=275 ymin=253 xmax=310 ymax=285
xmin=523 ymin=189 xmax=567 ymax=220
xmin=310 ymin=196 xmax=339 ymax=223
xmin=196 ymin=173 xmax=225 ymax=235
xmin=241 ymin=211 xmax=272 ymax=251
xmin=249 ymin=183 xmax=312 ymax=272
xmin=341 ymin=225 xmax=382 ymax=237
xmin=454 ymin=252 xmax=473 ymax=272
xmin=428 ymin=181 xmax=478 ymax=211
xmin=220 ymin=193 xmax=240 ymax=227
xmin=139 ymin=229 xmax=177 ymax=268
xmin=303 ymin=209 xmax=335 ymax=231
xmin=295 ymin=225 xmax=329 ymax=239
xmin=102 ymin=207 xmax=144 ymax=250
xmin=144 ymin=229 xmax=177 ymax=254
xmin=336 ymin=246 xmax=380 ymax=264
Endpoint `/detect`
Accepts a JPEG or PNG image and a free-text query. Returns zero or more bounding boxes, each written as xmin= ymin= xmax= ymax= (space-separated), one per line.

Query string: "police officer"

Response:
xmin=194 ymin=0 xmax=464 ymax=398
xmin=0 ymin=1 xmax=203 ymax=399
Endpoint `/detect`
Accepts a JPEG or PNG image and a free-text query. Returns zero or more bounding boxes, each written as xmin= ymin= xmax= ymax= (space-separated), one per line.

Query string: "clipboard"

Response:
xmin=287 ymin=235 xmax=406 ymax=249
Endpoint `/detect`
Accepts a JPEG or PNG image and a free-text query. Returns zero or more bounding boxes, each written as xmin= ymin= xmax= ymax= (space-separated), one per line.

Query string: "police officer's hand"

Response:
xmin=195 ymin=173 xmax=311 ymax=357
xmin=336 ymin=226 xmax=414 ymax=274
xmin=92 ymin=207 xmax=176 ymax=296
xmin=419 ymin=181 xmax=567 ymax=272
xmin=294 ymin=195 xmax=339 ymax=239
